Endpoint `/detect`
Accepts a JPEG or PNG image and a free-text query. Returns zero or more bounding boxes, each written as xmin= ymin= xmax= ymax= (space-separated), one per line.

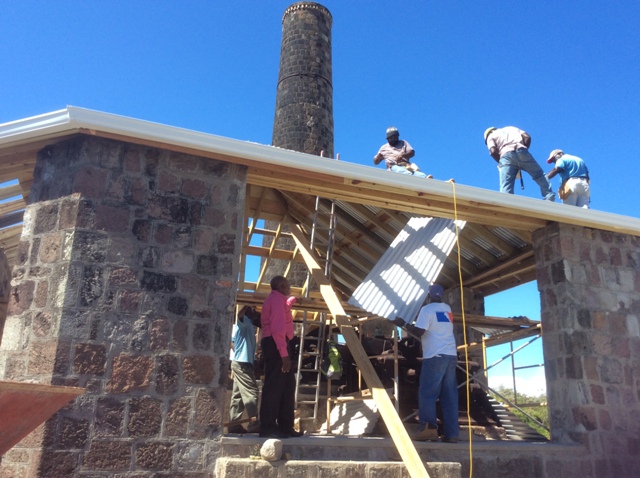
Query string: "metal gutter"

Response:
xmin=1 ymin=106 xmax=639 ymax=236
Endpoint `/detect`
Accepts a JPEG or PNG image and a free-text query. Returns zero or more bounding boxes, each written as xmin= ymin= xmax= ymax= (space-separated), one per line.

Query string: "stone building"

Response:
xmin=0 ymin=2 xmax=639 ymax=477
xmin=0 ymin=106 xmax=638 ymax=477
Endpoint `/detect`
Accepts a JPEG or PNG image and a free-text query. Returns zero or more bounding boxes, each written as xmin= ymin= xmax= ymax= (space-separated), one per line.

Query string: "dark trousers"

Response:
xmin=259 ymin=336 xmax=296 ymax=433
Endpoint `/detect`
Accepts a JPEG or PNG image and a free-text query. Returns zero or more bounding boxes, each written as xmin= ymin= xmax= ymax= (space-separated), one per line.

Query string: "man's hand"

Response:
xmin=391 ymin=317 xmax=406 ymax=327
xmin=281 ymin=356 xmax=292 ymax=373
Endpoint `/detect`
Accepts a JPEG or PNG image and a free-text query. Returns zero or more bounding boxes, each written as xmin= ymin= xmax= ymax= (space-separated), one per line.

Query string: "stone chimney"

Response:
xmin=272 ymin=2 xmax=334 ymax=157
xmin=266 ymin=2 xmax=334 ymax=286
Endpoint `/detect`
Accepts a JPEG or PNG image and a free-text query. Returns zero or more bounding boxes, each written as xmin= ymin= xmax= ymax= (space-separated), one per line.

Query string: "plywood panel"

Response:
xmin=0 ymin=381 xmax=84 ymax=455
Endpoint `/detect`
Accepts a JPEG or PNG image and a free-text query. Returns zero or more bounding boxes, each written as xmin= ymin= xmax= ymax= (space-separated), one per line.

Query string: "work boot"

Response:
xmin=227 ymin=424 xmax=248 ymax=434
xmin=246 ymin=420 xmax=261 ymax=433
xmin=412 ymin=424 xmax=439 ymax=441
xmin=441 ymin=437 xmax=458 ymax=443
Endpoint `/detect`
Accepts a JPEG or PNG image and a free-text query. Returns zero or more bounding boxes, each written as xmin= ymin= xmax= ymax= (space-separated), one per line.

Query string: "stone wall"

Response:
xmin=0 ymin=250 xmax=10 ymax=347
xmin=533 ymin=222 xmax=640 ymax=477
xmin=0 ymin=136 xmax=246 ymax=477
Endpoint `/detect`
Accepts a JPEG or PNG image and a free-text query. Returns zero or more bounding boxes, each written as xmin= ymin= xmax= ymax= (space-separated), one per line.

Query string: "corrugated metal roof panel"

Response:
xmin=348 ymin=217 xmax=466 ymax=321
xmin=491 ymin=227 xmax=529 ymax=249
xmin=472 ymin=236 xmax=505 ymax=259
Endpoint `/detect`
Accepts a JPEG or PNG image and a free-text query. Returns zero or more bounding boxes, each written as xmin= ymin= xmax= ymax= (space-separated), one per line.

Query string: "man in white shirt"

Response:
xmin=393 ymin=284 xmax=459 ymax=442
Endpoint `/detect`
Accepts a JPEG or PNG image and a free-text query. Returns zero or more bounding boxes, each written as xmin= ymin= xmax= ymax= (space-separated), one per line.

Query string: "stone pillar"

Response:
xmin=267 ymin=2 xmax=334 ymax=287
xmin=0 ymin=136 xmax=246 ymax=477
xmin=533 ymin=222 xmax=640 ymax=476
xmin=0 ymin=250 xmax=10 ymax=346
xmin=273 ymin=2 xmax=334 ymax=158
xmin=445 ymin=286 xmax=487 ymax=387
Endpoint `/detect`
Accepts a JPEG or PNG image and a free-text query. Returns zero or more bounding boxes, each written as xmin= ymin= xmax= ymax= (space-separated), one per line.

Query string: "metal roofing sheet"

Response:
xmin=348 ymin=217 xmax=466 ymax=321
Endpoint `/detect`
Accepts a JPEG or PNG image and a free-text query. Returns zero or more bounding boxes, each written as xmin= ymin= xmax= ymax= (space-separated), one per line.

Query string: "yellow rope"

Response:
xmin=448 ymin=179 xmax=473 ymax=477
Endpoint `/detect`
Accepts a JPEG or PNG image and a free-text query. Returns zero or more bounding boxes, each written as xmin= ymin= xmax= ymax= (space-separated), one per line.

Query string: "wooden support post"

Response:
xmin=289 ymin=222 xmax=430 ymax=478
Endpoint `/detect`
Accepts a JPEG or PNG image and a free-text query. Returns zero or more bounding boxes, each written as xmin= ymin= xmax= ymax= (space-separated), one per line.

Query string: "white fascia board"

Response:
xmin=0 ymin=108 xmax=73 ymax=141
xmin=1 ymin=106 xmax=640 ymax=236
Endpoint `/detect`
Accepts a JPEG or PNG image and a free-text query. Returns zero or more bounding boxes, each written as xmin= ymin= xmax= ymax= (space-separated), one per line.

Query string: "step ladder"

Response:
xmin=294 ymin=195 xmax=337 ymax=421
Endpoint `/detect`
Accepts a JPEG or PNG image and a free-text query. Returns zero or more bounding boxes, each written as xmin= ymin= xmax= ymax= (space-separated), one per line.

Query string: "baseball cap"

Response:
xmin=546 ymin=149 xmax=563 ymax=164
xmin=428 ymin=284 xmax=444 ymax=300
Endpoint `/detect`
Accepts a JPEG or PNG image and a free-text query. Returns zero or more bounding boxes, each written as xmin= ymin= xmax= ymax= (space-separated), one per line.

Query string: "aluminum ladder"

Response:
xmin=294 ymin=194 xmax=337 ymax=422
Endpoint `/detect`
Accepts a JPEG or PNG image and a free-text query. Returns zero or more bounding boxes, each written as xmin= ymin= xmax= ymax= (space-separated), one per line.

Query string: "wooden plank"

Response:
xmin=0 ymin=211 xmax=24 ymax=229
xmin=248 ymin=168 xmax=547 ymax=231
xmin=460 ymin=324 xmax=542 ymax=354
xmin=464 ymin=251 xmax=535 ymax=288
xmin=0 ymin=224 xmax=22 ymax=243
xmin=0 ymin=198 xmax=26 ymax=216
xmin=0 ymin=184 xmax=23 ymax=202
xmin=288 ymin=221 xmax=430 ymax=478
xmin=0 ymin=381 xmax=84 ymax=455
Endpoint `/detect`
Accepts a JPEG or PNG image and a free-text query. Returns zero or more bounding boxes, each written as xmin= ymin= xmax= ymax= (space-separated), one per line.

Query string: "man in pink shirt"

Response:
xmin=259 ymin=275 xmax=303 ymax=438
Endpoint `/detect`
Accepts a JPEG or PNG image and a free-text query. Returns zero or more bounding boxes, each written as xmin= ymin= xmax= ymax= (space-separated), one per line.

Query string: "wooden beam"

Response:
xmin=460 ymin=324 xmax=542 ymax=354
xmin=0 ymin=184 xmax=23 ymax=202
xmin=287 ymin=221 xmax=430 ymax=478
xmin=247 ymin=167 xmax=547 ymax=231
xmin=464 ymin=250 xmax=535 ymax=288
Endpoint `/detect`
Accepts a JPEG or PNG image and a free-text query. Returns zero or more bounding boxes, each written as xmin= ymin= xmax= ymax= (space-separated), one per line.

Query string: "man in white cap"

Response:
xmin=374 ymin=126 xmax=432 ymax=178
xmin=484 ymin=126 xmax=555 ymax=201
xmin=545 ymin=149 xmax=591 ymax=208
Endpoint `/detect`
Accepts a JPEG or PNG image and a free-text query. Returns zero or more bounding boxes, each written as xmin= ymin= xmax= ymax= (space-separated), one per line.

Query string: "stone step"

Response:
xmin=216 ymin=457 xmax=462 ymax=478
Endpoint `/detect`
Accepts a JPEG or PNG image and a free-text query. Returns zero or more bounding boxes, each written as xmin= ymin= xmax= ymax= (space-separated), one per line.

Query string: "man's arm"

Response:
xmin=401 ymin=147 xmax=415 ymax=161
xmin=521 ymin=132 xmax=531 ymax=148
xmin=489 ymin=147 xmax=500 ymax=163
xmin=391 ymin=317 xmax=425 ymax=338
xmin=547 ymin=166 xmax=561 ymax=180
xmin=373 ymin=153 xmax=384 ymax=165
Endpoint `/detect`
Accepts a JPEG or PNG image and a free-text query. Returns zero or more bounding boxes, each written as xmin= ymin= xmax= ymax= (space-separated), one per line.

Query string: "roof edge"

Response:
xmin=1 ymin=107 xmax=639 ymax=236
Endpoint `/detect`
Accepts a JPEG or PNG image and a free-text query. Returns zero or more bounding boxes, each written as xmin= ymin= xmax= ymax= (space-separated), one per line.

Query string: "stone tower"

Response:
xmin=272 ymin=2 xmax=334 ymax=158
xmin=267 ymin=2 xmax=334 ymax=286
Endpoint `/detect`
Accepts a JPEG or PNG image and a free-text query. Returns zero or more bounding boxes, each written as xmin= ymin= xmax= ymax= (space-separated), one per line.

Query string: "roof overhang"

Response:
xmin=2 ymin=106 xmax=638 ymax=237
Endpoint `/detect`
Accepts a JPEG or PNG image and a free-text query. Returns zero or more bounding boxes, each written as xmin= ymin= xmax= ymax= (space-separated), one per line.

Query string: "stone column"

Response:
xmin=445 ymin=286 xmax=486 ymax=385
xmin=0 ymin=250 xmax=10 ymax=346
xmin=266 ymin=2 xmax=334 ymax=287
xmin=533 ymin=222 xmax=640 ymax=476
xmin=273 ymin=2 xmax=334 ymax=158
xmin=0 ymin=136 xmax=246 ymax=477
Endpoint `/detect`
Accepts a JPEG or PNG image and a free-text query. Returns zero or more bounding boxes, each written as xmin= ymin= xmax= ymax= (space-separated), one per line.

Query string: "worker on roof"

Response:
xmin=484 ymin=126 xmax=555 ymax=201
xmin=374 ymin=126 xmax=433 ymax=179
xmin=545 ymin=149 xmax=591 ymax=208
xmin=392 ymin=284 xmax=459 ymax=443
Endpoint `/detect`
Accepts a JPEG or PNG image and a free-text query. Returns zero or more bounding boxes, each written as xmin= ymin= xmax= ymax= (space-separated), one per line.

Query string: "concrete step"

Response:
xmin=216 ymin=457 xmax=461 ymax=478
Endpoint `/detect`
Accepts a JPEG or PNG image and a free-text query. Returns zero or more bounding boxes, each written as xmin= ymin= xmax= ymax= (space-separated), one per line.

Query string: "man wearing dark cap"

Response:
xmin=374 ymin=126 xmax=432 ymax=178
xmin=545 ymin=149 xmax=591 ymax=208
xmin=392 ymin=284 xmax=459 ymax=443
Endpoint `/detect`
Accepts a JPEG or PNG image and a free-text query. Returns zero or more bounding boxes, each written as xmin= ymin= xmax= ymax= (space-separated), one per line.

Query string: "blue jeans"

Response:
xmin=419 ymin=354 xmax=459 ymax=439
xmin=498 ymin=149 xmax=555 ymax=200
xmin=390 ymin=164 xmax=428 ymax=178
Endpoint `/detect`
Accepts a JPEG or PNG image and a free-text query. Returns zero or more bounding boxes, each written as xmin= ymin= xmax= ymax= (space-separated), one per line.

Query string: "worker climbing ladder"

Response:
xmin=294 ymin=195 xmax=337 ymax=421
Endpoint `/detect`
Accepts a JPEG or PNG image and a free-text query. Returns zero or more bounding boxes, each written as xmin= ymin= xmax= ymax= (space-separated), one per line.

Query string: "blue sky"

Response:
xmin=3 ymin=1 xmax=639 ymax=396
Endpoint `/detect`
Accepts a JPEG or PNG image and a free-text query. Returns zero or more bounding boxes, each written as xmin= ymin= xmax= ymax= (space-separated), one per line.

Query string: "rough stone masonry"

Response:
xmin=0 ymin=136 xmax=246 ymax=477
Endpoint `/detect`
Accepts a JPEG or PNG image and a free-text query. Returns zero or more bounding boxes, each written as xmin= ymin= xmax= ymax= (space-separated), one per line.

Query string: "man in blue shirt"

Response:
xmin=228 ymin=306 xmax=261 ymax=434
xmin=546 ymin=149 xmax=591 ymax=208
